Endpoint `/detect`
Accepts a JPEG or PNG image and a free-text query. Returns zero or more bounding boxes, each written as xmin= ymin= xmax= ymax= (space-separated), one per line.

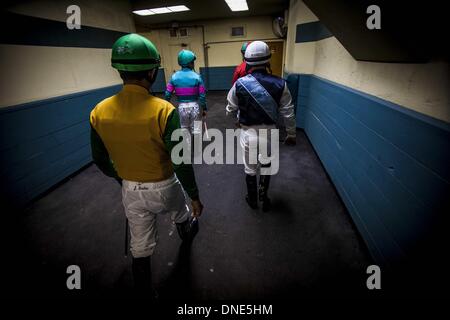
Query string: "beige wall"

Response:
xmin=0 ymin=0 xmax=135 ymax=108
xmin=140 ymin=15 xmax=282 ymax=82
xmin=285 ymin=0 xmax=318 ymax=74
xmin=286 ymin=0 xmax=450 ymax=122
xmin=7 ymin=0 xmax=135 ymax=33
xmin=0 ymin=46 xmax=122 ymax=108
xmin=314 ymin=37 xmax=450 ymax=122
xmin=140 ymin=26 xmax=206 ymax=82
xmin=203 ymin=16 xmax=279 ymax=67
xmin=203 ymin=16 xmax=276 ymax=43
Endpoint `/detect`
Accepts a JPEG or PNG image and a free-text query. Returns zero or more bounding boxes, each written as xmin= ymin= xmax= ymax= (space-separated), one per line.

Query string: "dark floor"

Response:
xmin=9 ymin=91 xmax=374 ymax=299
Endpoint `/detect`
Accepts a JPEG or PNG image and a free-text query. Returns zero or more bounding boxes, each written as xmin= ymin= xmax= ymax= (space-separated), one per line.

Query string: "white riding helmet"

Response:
xmin=244 ymin=41 xmax=271 ymax=66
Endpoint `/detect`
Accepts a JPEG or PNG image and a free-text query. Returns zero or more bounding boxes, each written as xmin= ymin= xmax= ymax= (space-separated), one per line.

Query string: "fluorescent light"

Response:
xmin=167 ymin=5 xmax=190 ymax=12
xmin=225 ymin=0 xmax=248 ymax=12
xmin=150 ymin=7 xmax=172 ymax=14
xmin=133 ymin=5 xmax=191 ymax=16
xmin=132 ymin=9 xmax=155 ymax=16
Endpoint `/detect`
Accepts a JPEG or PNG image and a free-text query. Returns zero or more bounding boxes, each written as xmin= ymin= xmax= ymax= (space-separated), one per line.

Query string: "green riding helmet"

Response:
xmin=241 ymin=41 xmax=251 ymax=54
xmin=111 ymin=33 xmax=161 ymax=72
xmin=178 ymin=49 xmax=196 ymax=67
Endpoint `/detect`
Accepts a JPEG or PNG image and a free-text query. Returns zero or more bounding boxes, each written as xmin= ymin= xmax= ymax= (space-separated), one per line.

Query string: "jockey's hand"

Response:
xmin=191 ymin=199 xmax=204 ymax=218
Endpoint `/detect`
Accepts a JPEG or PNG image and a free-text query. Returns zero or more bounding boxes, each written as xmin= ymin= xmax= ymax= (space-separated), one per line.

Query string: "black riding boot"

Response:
xmin=176 ymin=218 xmax=199 ymax=242
xmin=132 ymin=256 xmax=154 ymax=295
xmin=245 ymin=174 xmax=258 ymax=209
xmin=259 ymin=174 xmax=271 ymax=212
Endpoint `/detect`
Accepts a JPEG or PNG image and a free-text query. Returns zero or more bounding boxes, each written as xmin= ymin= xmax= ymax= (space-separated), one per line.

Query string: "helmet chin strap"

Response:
xmin=141 ymin=68 xmax=159 ymax=92
xmin=146 ymin=68 xmax=159 ymax=86
xmin=151 ymin=68 xmax=159 ymax=82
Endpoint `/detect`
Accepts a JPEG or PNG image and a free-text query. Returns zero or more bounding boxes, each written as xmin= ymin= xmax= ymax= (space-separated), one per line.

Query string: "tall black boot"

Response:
xmin=245 ymin=174 xmax=258 ymax=209
xmin=259 ymin=174 xmax=271 ymax=212
xmin=176 ymin=217 xmax=199 ymax=242
xmin=132 ymin=256 xmax=154 ymax=296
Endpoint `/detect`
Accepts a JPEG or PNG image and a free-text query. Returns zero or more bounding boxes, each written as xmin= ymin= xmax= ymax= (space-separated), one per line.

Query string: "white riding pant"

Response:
xmin=240 ymin=124 xmax=276 ymax=176
xmin=178 ymin=102 xmax=202 ymax=135
xmin=122 ymin=175 xmax=190 ymax=258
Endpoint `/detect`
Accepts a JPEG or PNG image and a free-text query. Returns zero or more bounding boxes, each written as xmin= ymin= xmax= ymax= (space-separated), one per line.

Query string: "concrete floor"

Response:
xmin=9 ymin=91 xmax=373 ymax=299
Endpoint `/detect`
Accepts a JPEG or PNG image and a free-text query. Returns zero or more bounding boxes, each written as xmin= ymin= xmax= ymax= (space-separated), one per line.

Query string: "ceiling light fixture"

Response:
xmin=150 ymin=7 xmax=172 ymax=14
xmin=133 ymin=5 xmax=190 ymax=16
xmin=132 ymin=9 xmax=155 ymax=16
xmin=167 ymin=5 xmax=190 ymax=12
xmin=225 ymin=0 xmax=249 ymax=12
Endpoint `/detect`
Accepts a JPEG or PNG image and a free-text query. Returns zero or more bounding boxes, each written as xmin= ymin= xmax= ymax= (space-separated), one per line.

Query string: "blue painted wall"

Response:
xmin=0 ymin=85 xmax=122 ymax=205
xmin=0 ymin=68 xmax=165 ymax=207
xmin=0 ymin=10 xmax=139 ymax=206
xmin=289 ymin=73 xmax=450 ymax=268
xmin=295 ymin=21 xmax=332 ymax=43
xmin=200 ymin=66 xmax=235 ymax=90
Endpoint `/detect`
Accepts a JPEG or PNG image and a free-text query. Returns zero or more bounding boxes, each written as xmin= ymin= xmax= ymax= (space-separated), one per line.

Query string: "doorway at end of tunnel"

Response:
xmin=268 ymin=41 xmax=284 ymax=77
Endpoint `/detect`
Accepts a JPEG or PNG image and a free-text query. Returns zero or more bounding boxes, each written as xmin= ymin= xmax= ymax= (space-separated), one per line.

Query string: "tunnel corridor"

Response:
xmin=12 ymin=91 xmax=372 ymax=299
xmin=0 ymin=0 xmax=448 ymax=306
